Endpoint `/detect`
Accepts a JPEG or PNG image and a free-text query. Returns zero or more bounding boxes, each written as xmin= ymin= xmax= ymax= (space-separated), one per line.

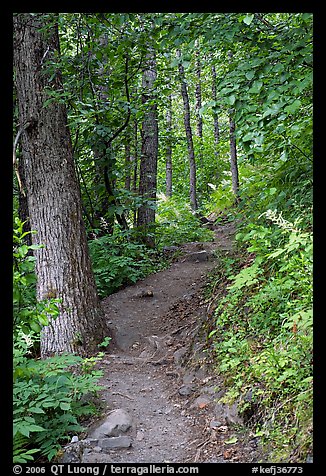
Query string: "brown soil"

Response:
xmin=83 ymin=221 xmax=262 ymax=463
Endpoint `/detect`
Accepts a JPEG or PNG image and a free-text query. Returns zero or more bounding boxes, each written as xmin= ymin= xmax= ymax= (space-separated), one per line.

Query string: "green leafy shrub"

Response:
xmin=88 ymin=231 xmax=159 ymax=297
xmin=208 ymin=209 xmax=312 ymax=462
xmin=13 ymin=217 xmax=60 ymax=335
xmin=237 ymin=153 xmax=312 ymax=231
xmin=202 ymin=178 xmax=235 ymax=214
xmin=13 ymin=218 xmax=106 ymax=463
xmin=13 ymin=330 xmax=104 ymax=462
xmin=156 ymin=195 xmax=214 ymax=248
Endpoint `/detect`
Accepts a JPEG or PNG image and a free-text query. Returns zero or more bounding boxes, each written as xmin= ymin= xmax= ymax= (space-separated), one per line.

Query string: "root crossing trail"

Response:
xmin=77 ymin=221 xmax=260 ymax=463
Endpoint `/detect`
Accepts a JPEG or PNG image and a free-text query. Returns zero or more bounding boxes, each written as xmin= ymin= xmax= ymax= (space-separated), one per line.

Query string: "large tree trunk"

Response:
xmin=137 ymin=48 xmax=158 ymax=247
xmin=165 ymin=94 xmax=173 ymax=198
xmin=177 ymin=50 xmax=198 ymax=211
xmin=13 ymin=13 xmax=108 ymax=357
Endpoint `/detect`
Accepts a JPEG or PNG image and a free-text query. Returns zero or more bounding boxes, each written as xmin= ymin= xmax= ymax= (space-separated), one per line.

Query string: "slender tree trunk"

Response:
xmin=132 ymin=121 xmax=138 ymax=193
xmin=211 ymin=63 xmax=220 ymax=158
xmin=137 ymin=48 xmax=158 ymax=247
xmin=229 ymin=111 xmax=240 ymax=199
xmin=14 ymin=98 xmax=32 ymax=246
xmin=195 ymin=42 xmax=203 ymax=166
xmin=165 ymin=94 xmax=173 ymax=198
xmin=90 ymin=34 xmax=129 ymax=233
xmin=124 ymin=142 xmax=134 ymax=225
xmin=227 ymin=51 xmax=240 ymax=201
xmin=87 ymin=34 xmax=113 ymax=235
xmin=177 ymin=50 xmax=198 ymax=211
xmin=17 ymin=158 xmax=32 ymax=247
xmin=75 ymin=160 xmax=97 ymax=231
xmin=133 ymin=119 xmax=139 ymax=227
xmin=13 ymin=13 xmax=108 ymax=357
xmin=125 ymin=143 xmax=132 ymax=191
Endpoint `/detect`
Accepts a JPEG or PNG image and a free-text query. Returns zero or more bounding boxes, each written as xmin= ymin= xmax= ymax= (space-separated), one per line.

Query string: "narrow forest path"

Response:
xmin=76 ymin=221 xmax=261 ymax=463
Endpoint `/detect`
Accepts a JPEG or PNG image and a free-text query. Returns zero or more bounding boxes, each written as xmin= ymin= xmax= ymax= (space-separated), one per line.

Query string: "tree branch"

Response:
xmin=289 ymin=142 xmax=312 ymax=162
xmin=254 ymin=13 xmax=279 ymax=32
xmin=127 ymin=53 xmax=144 ymax=82
xmin=13 ymin=119 xmax=36 ymax=197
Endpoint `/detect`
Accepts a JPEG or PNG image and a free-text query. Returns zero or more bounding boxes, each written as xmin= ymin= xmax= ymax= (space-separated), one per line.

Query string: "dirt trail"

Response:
xmin=81 ymin=221 xmax=260 ymax=463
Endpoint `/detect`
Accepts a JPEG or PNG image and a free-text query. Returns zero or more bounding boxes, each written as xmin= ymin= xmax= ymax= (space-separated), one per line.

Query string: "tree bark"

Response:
xmin=165 ymin=94 xmax=173 ymax=198
xmin=13 ymin=13 xmax=108 ymax=357
xmin=229 ymin=111 xmax=240 ymax=199
xmin=137 ymin=47 xmax=158 ymax=247
xmin=177 ymin=50 xmax=198 ymax=211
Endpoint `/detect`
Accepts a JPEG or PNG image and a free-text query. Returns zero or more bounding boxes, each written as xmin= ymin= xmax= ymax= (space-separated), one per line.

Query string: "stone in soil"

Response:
xmin=94 ymin=436 xmax=132 ymax=450
xmin=88 ymin=408 xmax=133 ymax=439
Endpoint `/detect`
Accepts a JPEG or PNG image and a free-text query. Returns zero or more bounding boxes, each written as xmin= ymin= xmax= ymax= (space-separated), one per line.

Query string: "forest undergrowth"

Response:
xmin=204 ymin=167 xmax=313 ymax=462
xmin=13 ymin=12 xmax=313 ymax=465
xmin=13 ymin=184 xmax=313 ymax=463
xmin=12 ymin=204 xmax=215 ymax=463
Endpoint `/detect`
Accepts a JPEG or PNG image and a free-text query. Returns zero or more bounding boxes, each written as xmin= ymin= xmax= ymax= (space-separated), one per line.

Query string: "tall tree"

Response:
xmin=124 ymin=143 xmax=132 ymax=192
xmin=229 ymin=111 xmax=240 ymax=199
xmin=137 ymin=46 xmax=158 ymax=247
xmin=211 ymin=63 xmax=220 ymax=160
xmin=88 ymin=30 xmax=113 ymax=235
xmin=227 ymin=51 xmax=240 ymax=200
xmin=87 ymin=27 xmax=130 ymax=233
xmin=131 ymin=118 xmax=139 ymax=228
xmin=195 ymin=41 xmax=203 ymax=166
xmin=165 ymin=94 xmax=173 ymax=197
xmin=132 ymin=119 xmax=139 ymax=195
xmin=13 ymin=13 xmax=108 ymax=357
xmin=177 ymin=50 xmax=198 ymax=211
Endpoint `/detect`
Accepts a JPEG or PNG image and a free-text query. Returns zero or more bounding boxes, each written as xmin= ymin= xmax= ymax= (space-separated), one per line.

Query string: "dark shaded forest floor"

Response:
xmin=82 ymin=221 xmax=263 ymax=463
